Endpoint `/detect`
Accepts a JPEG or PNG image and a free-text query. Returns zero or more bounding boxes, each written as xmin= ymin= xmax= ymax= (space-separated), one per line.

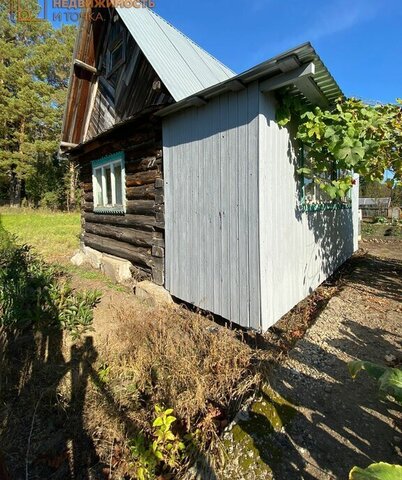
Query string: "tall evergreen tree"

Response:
xmin=0 ymin=0 xmax=76 ymax=206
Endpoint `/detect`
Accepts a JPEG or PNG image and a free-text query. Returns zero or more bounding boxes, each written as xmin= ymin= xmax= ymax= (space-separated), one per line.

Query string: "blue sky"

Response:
xmin=152 ymin=0 xmax=401 ymax=104
xmin=51 ymin=0 xmax=401 ymax=104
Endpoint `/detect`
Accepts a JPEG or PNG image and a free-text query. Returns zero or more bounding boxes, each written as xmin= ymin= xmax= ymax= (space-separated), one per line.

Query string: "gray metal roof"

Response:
xmin=157 ymin=42 xmax=343 ymax=117
xmin=117 ymin=7 xmax=235 ymax=102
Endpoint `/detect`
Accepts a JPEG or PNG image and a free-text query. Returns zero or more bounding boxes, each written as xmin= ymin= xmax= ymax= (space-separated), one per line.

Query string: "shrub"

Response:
xmin=40 ymin=191 xmax=60 ymax=211
xmin=0 ymin=225 xmax=100 ymax=336
xmin=374 ymin=216 xmax=388 ymax=224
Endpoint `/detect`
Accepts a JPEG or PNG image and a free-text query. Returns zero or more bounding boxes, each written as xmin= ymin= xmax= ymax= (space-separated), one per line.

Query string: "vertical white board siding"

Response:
xmin=163 ymin=82 xmax=261 ymax=329
xmin=258 ymin=92 xmax=358 ymax=331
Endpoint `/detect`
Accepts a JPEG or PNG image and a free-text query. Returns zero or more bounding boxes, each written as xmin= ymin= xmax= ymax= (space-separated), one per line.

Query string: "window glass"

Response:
xmin=111 ymin=43 xmax=123 ymax=69
xmin=114 ymin=163 xmax=123 ymax=205
xmin=104 ymin=166 xmax=112 ymax=205
xmin=95 ymin=168 xmax=103 ymax=206
xmin=92 ymin=154 xmax=125 ymax=212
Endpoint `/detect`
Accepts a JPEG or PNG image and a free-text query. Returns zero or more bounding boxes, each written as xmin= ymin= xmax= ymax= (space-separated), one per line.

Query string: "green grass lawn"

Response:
xmin=0 ymin=208 xmax=81 ymax=263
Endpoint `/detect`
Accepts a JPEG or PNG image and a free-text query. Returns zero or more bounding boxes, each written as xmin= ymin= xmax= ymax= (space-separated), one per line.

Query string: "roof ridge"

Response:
xmin=145 ymin=7 xmax=236 ymax=75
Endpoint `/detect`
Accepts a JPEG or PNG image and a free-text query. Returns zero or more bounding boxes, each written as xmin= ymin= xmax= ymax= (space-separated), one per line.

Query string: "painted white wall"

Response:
xmin=163 ymin=87 xmax=359 ymax=332
xmin=258 ymin=92 xmax=359 ymax=331
xmin=163 ymin=82 xmax=262 ymax=329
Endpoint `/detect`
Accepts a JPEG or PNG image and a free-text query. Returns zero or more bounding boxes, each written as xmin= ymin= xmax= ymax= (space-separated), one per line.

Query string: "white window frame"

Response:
xmin=92 ymin=152 xmax=126 ymax=214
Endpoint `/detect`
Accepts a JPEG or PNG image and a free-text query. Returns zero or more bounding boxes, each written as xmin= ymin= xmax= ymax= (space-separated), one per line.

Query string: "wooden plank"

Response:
xmin=260 ymin=62 xmax=315 ymax=93
xmin=83 ymin=233 xmax=155 ymax=268
xmin=74 ymin=58 xmax=97 ymax=74
xmin=126 ymin=170 xmax=161 ymax=186
xmin=84 ymin=212 xmax=157 ymax=231
xmin=85 ymin=222 xmax=158 ymax=248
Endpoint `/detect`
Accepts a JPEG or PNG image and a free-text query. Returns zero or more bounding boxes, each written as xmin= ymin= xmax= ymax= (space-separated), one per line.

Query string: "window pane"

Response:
xmin=105 ymin=167 xmax=112 ymax=205
xmin=114 ymin=164 xmax=123 ymax=205
xmin=111 ymin=43 xmax=123 ymax=68
xmin=95 ymin=168 xmax=103 ymax=206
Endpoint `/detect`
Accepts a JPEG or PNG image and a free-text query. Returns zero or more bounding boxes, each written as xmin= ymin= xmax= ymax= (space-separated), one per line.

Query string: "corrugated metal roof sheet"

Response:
xmin=117 ymin=7 xmax=235 ymax=102
xmin=157 ymin=42 xmax=344 ymax=117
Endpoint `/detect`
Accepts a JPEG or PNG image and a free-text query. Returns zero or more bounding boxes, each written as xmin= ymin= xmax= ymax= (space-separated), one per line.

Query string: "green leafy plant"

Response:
xmin=349 ymin=462 xmax=402 ymax=480
xmin=129 ymin=405 xmax=186 ymax=480
xmin=97 ymin=363 xmax=111 ymax=384
xmin=348 ymin=361 xmax=402 ymax=479
xmin=276 ymin=96 xmax=402 ymax=199
xmin=0 ymin=226 xmax=100 ymax=338
xmin=348 ymin=360 xmax=402 ymax=404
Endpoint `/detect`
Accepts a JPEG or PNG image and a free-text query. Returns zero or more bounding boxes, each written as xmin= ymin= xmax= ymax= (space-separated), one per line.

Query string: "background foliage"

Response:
xmin=0 ymin=0 xmax=77 ymax=208
xmin=277 ymin=96 xmax=402 ymax=200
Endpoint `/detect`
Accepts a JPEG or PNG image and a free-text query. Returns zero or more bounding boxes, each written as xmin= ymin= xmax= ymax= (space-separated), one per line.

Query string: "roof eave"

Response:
xmin=156 ymin=42 xmax=343 ymax=118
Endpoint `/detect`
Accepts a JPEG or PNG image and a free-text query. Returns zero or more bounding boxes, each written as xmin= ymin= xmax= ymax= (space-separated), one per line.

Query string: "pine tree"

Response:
xmin=0 ymin=0 xmax=76 ymax=206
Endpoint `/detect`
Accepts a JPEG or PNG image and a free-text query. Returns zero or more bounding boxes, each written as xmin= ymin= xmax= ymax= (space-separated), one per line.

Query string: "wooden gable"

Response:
xmin=62 ymin=9 xmax=173 ymax=147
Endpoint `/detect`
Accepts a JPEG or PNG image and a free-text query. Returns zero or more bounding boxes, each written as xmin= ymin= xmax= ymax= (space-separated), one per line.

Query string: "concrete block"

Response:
xmin=82 ymin=245 xmax=102 ymax=269
xmin=100 ymin=253 xmax=133 ymax=285
xmin=71 ymin=250 xmax=85 ymax=267
xmin=135 ymin=281 xmax=173 ymax=306
xmin=70 ymin=246 xmax=134 ymax=285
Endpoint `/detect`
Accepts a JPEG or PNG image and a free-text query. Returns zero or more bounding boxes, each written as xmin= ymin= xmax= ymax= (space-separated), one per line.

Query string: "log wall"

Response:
xmin=74 ymin=115 xmax=165 ymax=285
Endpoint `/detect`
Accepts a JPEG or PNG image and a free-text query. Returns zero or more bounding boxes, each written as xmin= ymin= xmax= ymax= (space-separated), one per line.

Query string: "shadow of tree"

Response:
xmin=268 ymin=319 xmax=401 ymax=479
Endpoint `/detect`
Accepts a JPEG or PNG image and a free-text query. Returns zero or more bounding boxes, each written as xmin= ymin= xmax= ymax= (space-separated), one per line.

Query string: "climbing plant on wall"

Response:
xmin=276 ymin=96 xmax=402 ymax=200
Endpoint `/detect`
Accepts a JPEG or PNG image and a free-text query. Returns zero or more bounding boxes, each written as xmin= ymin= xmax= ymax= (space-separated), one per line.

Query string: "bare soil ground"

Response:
xmin=222 ymin=239 xmax=402 ymax=479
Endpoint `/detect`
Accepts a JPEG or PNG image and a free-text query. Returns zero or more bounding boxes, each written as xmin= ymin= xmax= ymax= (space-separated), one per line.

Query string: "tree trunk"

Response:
xmin=9 ymin=172 xmax=21 ymax=207
xmin=68 ymin=161 xmax=77 ymax=211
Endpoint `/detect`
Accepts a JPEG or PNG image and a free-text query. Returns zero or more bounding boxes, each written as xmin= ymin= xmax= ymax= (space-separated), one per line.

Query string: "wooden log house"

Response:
xmin=61 ymin=7 xmax=359 ymax=331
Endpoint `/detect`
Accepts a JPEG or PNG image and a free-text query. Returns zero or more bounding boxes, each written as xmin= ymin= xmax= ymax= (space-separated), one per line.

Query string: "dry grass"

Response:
xmin=87 ymin=304 xmax=260 ymax=437
xmin=53 ymin=304 xmax=265 ymax=478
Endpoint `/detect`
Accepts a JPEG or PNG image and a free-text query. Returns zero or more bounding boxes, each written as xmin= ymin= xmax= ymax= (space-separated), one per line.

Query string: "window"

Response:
xmin=92 ymin=153 xmax=125 ymax=214
xmin=300 ymin=147 xmax=351 ymax=211
xmin=106 ymin=37 xmax=125 ymax=78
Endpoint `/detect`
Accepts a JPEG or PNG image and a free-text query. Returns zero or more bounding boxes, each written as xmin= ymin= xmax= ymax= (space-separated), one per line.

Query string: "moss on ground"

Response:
xmin=221 ymin=384 xmax=297 ymax=479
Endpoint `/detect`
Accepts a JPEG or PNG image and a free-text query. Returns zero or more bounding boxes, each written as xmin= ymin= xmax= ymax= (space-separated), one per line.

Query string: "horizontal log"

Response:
xmin=125 ymin=157 xmax=159 ymax=174
xmin=83 ymin=233 xmax=158 ymax=269
xmin=84 ymin=212 xmax=157 ymax=231
xmin=84 ymin=192 xmax=93 ymax=202
xmin=125 ymin=139 xmax=161 ymax=157
xmin=125 ymin=200 xmax=156 ymax=215
xmin=126 ymin=170 xmax=161 ymax=187
xmin=126 ymin=185 xmax=156 ymax=200
xmin=85 ymin=222 xmax=160 ymax=248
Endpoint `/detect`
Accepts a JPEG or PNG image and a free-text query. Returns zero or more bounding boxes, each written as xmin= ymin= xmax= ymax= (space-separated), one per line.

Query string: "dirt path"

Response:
xmin=222 ymin=241 xmax=402 ymax=479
